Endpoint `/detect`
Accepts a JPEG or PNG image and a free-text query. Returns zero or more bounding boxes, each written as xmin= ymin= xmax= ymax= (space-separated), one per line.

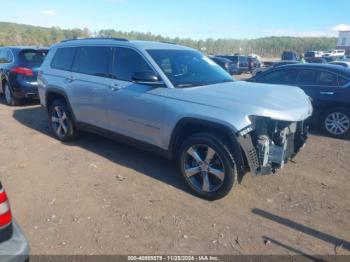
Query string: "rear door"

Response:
xmin=65 ymin=46 xmax=112 ymax=129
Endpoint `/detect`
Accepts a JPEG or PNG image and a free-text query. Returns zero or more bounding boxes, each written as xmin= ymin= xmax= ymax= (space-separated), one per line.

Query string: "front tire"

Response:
xmin=321 ymin=107 xmax=350 ymax=138
xmin=49 ymin=99 xmax=79 ymax=142
xmin=3 ymin=82 xmax=21 ymax=106
xmin=178 ymin=133 xmax=236 ymax=200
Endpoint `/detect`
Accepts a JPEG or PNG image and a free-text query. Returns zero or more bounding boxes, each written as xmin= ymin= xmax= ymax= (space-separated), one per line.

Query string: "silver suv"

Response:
xmin=38 ymin=38 xmax=312 ymax=200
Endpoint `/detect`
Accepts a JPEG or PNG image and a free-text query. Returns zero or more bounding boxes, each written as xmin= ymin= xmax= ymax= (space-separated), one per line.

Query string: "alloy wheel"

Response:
xmin=183 ymin=144 xmax=225 ymax=193
xmin=51 ymin=106 xmax=69 ymax=138
xmin=325 ymin=112 xmax=350 ymax=136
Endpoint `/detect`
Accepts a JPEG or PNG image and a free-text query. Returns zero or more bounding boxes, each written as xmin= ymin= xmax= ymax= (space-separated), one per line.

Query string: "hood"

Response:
xmin=160 ymin=81 xmax=313 ymax=122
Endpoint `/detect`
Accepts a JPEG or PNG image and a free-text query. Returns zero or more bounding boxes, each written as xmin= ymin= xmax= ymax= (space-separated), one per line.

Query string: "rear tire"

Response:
xmin=3 ymin=82 xmax=21 ymax=106
xmin=178 ymin=132 xmax=236 ymax=200
xmin=321 ymin=107 xmax=350 ymax=138
xmin=49 ymin=99 xmax=79 ymax=142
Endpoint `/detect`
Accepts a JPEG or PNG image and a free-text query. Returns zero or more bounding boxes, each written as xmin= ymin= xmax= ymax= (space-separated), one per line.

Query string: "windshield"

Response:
xmin=147 ymin=49 xmax=234 ymax=88
xmin=19 ymin=49 xmax=48 ymax=65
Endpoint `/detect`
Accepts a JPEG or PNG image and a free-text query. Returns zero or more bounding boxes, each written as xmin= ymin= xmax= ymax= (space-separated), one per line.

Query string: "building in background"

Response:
xmin=337 ymin=30 xmax=350 ymax=54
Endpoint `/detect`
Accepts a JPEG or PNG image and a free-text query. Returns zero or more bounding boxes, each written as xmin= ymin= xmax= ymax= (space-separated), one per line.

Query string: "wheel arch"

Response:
xmin=45 ymin=88 xmax=76 ymax=122
xmin=169 ymin=117 xmax=247 ymax=177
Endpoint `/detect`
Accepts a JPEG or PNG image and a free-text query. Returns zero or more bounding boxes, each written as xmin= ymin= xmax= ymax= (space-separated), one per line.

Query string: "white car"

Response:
xmin=323 ymin=49 xmax=346 ymax=57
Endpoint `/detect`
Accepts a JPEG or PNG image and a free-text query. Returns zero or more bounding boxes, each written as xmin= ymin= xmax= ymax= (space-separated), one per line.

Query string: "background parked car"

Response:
xmin=0 ymin=182 xmax=29 ymax=261
xmin=247 ymin=56 xmax=261 ymax=72
xmin=210 ymin=56 xmax=238 ymax=75
xmin=304 ymin=51 xmax=323 ymax=59
xmin=216 ymin=55 xmax=249 ymax=74
xmin=248 ymin=64 xmax=350 ymax=138
xmin=281 ymin=51 xmax=299 ymax=61
xmin=329 ymin=61 xmax=350 ymax=68
xmin=323 ymin=49 xmax=346 ymax=57
xmin=0 ymin=46 xmax=48 ymax=106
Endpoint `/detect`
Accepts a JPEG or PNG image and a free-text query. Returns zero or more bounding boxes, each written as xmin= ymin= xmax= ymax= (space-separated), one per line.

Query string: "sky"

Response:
xmin=1 ymin=0 xmax=350 ymax=39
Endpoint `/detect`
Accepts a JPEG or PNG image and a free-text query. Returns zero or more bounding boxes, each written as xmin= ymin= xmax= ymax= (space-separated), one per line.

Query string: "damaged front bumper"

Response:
xmin=237 ymin=117 xmax=308 ymax=175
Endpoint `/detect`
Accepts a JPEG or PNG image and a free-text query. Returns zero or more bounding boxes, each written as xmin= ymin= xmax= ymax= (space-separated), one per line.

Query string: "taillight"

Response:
xmin=0 ymin=184 xmax=12 ymax=228
xmin=10 ymin=67 xmax=34 ymax=77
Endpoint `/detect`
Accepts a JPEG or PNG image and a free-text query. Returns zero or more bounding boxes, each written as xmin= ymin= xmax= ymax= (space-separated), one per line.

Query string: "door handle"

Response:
xmin=320 ymin=91 xmax=334 ymax=95
xmin=66 ymin=76 xmax=76 ymax=83
xmin=109 ymin=83 xmax=121 ymax=92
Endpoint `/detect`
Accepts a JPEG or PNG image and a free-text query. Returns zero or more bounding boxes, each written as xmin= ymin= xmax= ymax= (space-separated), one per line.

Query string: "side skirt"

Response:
xmin=75 ymin=122 xmax=172 ymax=160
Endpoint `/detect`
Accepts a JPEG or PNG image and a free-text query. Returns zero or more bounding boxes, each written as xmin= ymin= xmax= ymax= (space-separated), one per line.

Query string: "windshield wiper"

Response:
xmin=176 ymin=83 xmax=205 ymax=88
xmin=176 ymin=84 xmax=193 ymax=88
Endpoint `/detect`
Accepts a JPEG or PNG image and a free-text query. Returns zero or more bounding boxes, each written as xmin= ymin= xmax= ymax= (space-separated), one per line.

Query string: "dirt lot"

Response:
xmin=0 ymin=94 xmax=349 ymax=257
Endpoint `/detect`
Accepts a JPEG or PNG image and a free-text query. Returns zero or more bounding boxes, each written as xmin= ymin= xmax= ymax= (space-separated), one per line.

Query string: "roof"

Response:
xmin=55 ymin=38 xmax=194 ymax=51
xmin=210 ymin=56 xmax=232 ymax=62
xmin=6 ymin=46 xmax=49 ymax=50
xmin=278 ymin=63 xmax=350 ymax=76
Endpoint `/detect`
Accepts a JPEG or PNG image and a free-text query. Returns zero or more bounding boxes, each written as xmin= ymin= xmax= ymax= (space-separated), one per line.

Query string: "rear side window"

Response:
xmin=113 ymin=47 xmax=152 ymax=81
xmin=19 ymin=50 xmax=47 ymax=65
xmin=317 ymin=71 xmax=338 ymax=86
xmin=257 ymin=69 xmax=298 ymax=85
xmin=51 ymin=47 xmax=76 ymax=71
xmin=72 ymin=46 xmax=112 ymax=77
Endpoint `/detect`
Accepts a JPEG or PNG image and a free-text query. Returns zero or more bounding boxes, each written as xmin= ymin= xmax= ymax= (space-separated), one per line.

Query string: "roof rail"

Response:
xmin=61 ymin=37 xmax=129 ymax=43
xmin=160 ymin=41 xmax=176 ymax=45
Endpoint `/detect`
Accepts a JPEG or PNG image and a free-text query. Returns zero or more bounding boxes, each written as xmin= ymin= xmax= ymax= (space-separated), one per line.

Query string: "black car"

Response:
xmin=249 ymin=64 xmax=350 ymax=138
xmin=0 ymin=46 xmax=48 ymax=106
xmin=281 ymin=51 xmax=299 ymax=61
xmin=210 ymin=56 xmax=238 ymax=75
xmin=217 ymin=55 xmax=249 ymax=74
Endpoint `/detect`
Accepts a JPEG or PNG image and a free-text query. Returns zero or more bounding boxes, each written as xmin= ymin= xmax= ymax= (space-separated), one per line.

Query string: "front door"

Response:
xmin=105 ymin=47 xmax=165 ymax=147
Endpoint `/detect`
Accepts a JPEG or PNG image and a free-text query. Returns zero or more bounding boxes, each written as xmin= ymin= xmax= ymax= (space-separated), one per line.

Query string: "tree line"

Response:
xmin=0 ymin=22 xmax=337 ymax=58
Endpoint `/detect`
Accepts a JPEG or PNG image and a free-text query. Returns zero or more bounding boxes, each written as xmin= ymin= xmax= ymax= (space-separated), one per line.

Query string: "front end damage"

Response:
xmin=237 ymin=117 xmax=309 ymax=175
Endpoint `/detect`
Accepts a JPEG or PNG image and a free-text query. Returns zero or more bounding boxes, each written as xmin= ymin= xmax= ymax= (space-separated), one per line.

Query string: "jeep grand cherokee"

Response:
xmin=38 ymin=38 xmax=312 ymax=200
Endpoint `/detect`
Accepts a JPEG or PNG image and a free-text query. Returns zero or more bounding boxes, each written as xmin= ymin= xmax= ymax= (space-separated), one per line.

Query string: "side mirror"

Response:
xmin=132 ymin=71 xmax=164 ymax=86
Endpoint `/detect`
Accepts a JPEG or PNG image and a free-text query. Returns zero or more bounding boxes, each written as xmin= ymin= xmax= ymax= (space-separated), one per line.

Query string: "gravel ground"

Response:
xmin=0 ymin=96 xmax=349 ymax=257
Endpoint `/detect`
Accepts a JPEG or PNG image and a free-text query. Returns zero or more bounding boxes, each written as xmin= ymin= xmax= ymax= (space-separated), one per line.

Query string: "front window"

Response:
xmin=257 ymin=69 xmax=299 ymax=85
xmin=147 ymin=49 xmax=233 ymax=88
xmin=113 ymin=47 xmax=153 ymax=82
